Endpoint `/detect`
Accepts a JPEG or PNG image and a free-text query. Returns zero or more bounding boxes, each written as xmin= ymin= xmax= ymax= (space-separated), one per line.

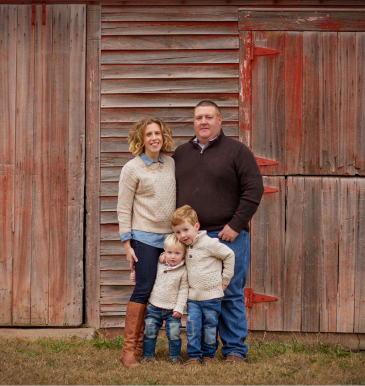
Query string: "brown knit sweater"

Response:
xmin=173 ymin=131 xmax=264 ymax=233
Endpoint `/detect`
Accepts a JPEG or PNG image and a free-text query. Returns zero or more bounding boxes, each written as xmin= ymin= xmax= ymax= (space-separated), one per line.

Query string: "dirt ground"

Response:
xmin=0 ymin=331 xmax=364 ymax=385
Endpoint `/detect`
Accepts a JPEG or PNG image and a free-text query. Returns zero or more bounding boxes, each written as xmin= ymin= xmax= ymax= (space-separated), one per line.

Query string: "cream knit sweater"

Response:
xmin=117 ymin=154 xmax=176 ymax=236
xmin=148 ymin=261 xmax=189 ymax=315
xmin=185 ymin=231 xmax=235 ymax=301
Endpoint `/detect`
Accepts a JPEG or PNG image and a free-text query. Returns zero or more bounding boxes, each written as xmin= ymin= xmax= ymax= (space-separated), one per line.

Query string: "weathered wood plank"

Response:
xmin=320 ymin=178 xmax=339 ymax=332
xmin=284 ymin=32 xmax=303 ymax=175
xmin=356 ymin=33 xmax=365 ymax=175
xmin=284 ymin=177 xmax=304 ymax=331
xmin=101 ymin=197 xmax=118 ymax=212
xmin=338 ymin=33 xmax=356 ymax=176
xmin=102 ymin=21 xmax=238 ymax=35
xmin=302 ymin=32 xmax=320 ymax=174
xmin=49 ymin=4 xmax=70 ymax=326
xmin=85 ymin=4 xmax=101 ymax=329
xmin=101 ymin=78 xmax=238 ymax=94
xmin=0 ymin=4 xmax=16 ymax=326
xmin=101 ymin=153 xmax=133 ymax=168
xmin=101 ymin=224 xmax=120 ymax=241
xmin=101 ymin=107 xmax=239 ymax=123
xmin=65 ymin=4 xmax=86 ymax=326
xmin=238 ymin=11 xmax=365 ymax=31
xmin=100 ymin=304 xmax=126 ymax=314
xmin=302 ymin=178 xmax=321 ymax=332
xmin=319 ymin=33 xmax=338 ymax=175
xmin=101 ymin=64 xmax=239 ymax=79
xmin=13 ymin=5 xmax=34 ymax=326
xmin=101 ymin=211 xmax=118 ymax=224
xmin=100 ymin=316 xmax=125 ymax=328
xmin=101 ymin=256 xmax=130 ymax=271
xmin=101 ymin=50 xmax=239 ymax=65
xmin=101 ymin=122 xmax=238 ymax=138
xmin=101 ymin=285 xmax=134 ymax=304
xmin=337 ymin=179 xmax=356 ymax=333
xmin=354 ymin=179 xmax=365 ymax=332
xmin=102 ymin=35 xmax=238 ymax=50
xmin=101 ymin=271 xmax=134 ymax=285
xmin=101 ymin=6 xmax=238 ymax=22
xmin=30 ymin=5 xmax=52 ymax=326
xmin=101 ymin=93 xmax=238 ymax=108
xmin=101 ymin=240 xmax=126 ymax=255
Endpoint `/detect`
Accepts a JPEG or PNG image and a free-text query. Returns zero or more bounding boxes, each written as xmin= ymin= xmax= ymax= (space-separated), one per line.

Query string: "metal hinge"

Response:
xmin=246 ymin=42 xmax=280 ymax=61
xmin=244 ymin=288 xmax=279 ymax=308
xmin=32 ymin=1 xmax=47 ymax=26
xmin=255 ymin=157 xmax=279 ymax=167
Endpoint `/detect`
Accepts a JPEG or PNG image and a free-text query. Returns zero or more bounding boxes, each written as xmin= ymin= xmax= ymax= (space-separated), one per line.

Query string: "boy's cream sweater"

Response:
xmin=185 ymin=231 xmax=235 ymax=301
xmin=148 ymin=260 xmax=188 ymax=315
xmin=117 ymin=154 xmax=176 ymax=236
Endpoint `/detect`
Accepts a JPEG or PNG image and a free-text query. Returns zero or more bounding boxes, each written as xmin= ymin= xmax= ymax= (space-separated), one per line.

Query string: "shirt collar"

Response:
xmin=192 ymin=131 xmax=222 ymax=150
xmin=140 ymin=153 xmax=164 ymax=166
xmin=164 ymin=259 xmax=185 ymax=271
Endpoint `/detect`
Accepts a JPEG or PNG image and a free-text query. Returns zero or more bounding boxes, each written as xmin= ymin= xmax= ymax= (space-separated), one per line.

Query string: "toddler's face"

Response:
xmin=172 ymin=220 xmax=200 ymax=246
xmin=164 ymin=245 xmax=185 ymax=267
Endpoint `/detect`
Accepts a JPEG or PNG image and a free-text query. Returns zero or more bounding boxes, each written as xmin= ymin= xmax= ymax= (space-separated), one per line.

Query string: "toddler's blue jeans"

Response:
xmin=143 ymin=304 xmax=182 ymax=361
xmin=186 ymin=298 xmax=222 ymax=361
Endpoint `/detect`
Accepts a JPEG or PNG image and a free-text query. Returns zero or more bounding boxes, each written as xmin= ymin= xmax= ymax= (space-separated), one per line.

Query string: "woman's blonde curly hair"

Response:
xmin=128 ymin=118 xmax=174 ymax=156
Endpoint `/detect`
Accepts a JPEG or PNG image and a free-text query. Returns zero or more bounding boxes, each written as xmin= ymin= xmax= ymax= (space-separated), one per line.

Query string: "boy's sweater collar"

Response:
xmin=164 ymin=259 xmax=185 ymax=271
xmin=190 ymin=230 xmax=207 ymax=246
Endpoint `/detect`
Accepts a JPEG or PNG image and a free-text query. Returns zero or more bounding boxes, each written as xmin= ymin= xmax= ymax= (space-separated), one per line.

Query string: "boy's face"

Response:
xmin=172 ymin=220 xmax=200 ymax=246
xmin=164 ymin=245 xmax=185 ymax=267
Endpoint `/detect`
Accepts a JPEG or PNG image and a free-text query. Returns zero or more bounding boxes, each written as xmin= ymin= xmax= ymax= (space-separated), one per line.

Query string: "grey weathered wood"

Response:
xmin=101 ymin=197 xmax=118 ymax=211
xmin=101 ymin=256 xmax=130 ymax=271
xmin=101 ymin=107 xmax=238 ymax=123
xmin=101 ymin=153 xmax=134 ymax=168
xmin=101 ymin=50 xmax=239 ymax=65
xmin=102 ymin=21 xmax=238 ymax=35
xmin=101 ymin=224 xmax=120 ymax=241
xmin=102 ymin=35 xmax=239 ymax=50
xmin=101 ymin=6 xmax=238 ymax=22
xmin=356 ymin=33 xmax=365 ymax=175
xmin=101 ymin=285 xmax=134 ymax=304
xmin=85 ymin=4 xmax=101 ymax=329
xmin=239 ymin=11 xmax=365 ymax=31
xmin=101 ymin=271 xmax=134 ymax=285
xmin=101 ymin=64 xmax=239 ymax=79
xmin=101 ymin=78 xmax=239 ymax=94
xmin=101 ymin=241 xmax=126 ymax=255
xmin=101 ymin=211 xmax=118 ymax=224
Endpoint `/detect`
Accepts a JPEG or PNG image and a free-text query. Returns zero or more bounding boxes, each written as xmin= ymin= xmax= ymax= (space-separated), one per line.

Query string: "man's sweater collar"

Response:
xmin=189 ymin=130 xmax=225 ymax=151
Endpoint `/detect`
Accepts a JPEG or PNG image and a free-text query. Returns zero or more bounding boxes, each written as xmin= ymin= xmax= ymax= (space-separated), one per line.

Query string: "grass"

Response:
xmin=0 ymin=332 xmax=364 ymax=385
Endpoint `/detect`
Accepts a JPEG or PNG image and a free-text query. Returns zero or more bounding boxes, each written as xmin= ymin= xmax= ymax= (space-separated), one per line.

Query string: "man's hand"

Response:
xmin=222 ymin=284 xmax=228 ymax=292
xmin=172 ymin=311 xmax=182 ymax=318
xmin=218 ymin=224 xmax=239 ymax=242
xmin=159 ymin=252 xmax=166 ymax=264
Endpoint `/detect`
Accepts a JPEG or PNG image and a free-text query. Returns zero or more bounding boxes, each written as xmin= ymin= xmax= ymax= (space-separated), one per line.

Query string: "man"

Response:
xmin=172 ymin=100 xmax=264 ymax=363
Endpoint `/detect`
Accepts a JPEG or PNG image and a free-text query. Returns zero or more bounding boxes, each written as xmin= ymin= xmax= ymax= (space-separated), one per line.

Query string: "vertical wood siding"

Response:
xmin=0 ymin=4 xmax=85 ymax=326
xmin=99 ymin=5 xmax=239 ymax=328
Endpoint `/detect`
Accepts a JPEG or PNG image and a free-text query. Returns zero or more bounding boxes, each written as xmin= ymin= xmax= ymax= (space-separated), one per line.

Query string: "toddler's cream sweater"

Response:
xmin=117 ymin=154 xmax=176 ymax=236
xmin=185 ymin=231 xmax=235 ymax=301
xmin=148 ymin=261 xmax=188 ymax=315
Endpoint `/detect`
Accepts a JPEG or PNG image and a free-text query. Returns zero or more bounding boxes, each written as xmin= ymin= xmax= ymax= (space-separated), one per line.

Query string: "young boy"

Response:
xmin=131 ymin=233 xmax=188 ymax=364
xmin=171 ymin=205 xmax=235 ymax=366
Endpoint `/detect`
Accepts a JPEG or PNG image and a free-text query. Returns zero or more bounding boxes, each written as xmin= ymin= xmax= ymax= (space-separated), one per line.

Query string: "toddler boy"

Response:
xmin=171 ymin=205 xmax=235 ymax=366
xmin=132 ymin=233 xmax=188 ymax=364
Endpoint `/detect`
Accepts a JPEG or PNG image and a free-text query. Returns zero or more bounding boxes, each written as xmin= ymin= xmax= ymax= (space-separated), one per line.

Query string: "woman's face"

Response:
xmin=143 ymin=123 xmax=163 ymax=159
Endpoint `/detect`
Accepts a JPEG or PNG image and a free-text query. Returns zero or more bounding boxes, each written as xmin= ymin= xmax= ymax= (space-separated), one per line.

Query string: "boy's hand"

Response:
xmin=172 ymin=311 xmax=182 ymax=318
xmin=218 ymin=224 xmax=239 ymax=242
xmin=130 ymin=271 xmax=136 ymax=283
xmin=222 ymin=284 xmax=228 ymax=292
xmin=159 ymin=252 xmax=166 ymax=264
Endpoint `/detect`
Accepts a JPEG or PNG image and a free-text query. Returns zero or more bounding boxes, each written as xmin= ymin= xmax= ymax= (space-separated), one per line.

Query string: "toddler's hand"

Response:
xmin=172 ymin=311 xmax=182 ymax=318
xmin=130 ymin=271 xmax=136 ymax=283
xmin=222 ymin=284 xmax=228 ymax=292
xmin=159 ymin=252 xmax=166 ymax=264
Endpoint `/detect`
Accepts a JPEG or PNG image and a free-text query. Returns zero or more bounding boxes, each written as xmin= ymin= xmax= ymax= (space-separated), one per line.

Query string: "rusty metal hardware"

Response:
xmin=246 ymin=42 xmax=280 ymax=61
xmin=244 ymin=288 xmax=279 ymax=308
xmin=31 ymin=1 xmax=47 ymax=26
xmin=255 ymin=157 xmax=279 ymax=167
xmin=264 ymin=186 xmax=279 ymax=194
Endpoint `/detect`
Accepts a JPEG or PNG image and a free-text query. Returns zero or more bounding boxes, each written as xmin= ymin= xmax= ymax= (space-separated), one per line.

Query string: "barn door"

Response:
xmin=0 ymin=4 xmax=86 ymax=326
xmin=241 ymin=30 xmax=365 ymax=333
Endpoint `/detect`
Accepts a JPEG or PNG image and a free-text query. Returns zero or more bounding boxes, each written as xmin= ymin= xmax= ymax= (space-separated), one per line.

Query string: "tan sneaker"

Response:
xmin=185 ymin=358 xmax=202 ymax=367
xmin=202 ymin=356 xmax=214 ymax=366
xmin=171 ymin=358 xmax=183 ymax=365
xmin=226 ymin=355 xmax=245 ymax=364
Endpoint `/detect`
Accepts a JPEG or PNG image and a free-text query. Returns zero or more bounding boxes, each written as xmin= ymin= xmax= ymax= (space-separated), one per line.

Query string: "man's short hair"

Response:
xmin=171 ymin=205 xmax=199 ymax=227
xmin=164 ymin=233 xmax=186 ymax=252
xmin=194 ymin=100 xmax=222 ymax=116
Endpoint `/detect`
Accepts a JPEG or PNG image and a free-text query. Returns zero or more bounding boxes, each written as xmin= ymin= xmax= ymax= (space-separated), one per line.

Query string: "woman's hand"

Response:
xmin=124 ymin=240 xmax=138 ymax=272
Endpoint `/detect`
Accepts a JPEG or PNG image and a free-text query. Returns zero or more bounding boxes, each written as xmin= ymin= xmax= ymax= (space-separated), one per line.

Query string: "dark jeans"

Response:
xmin=207 ymin=230 xmax=250 ymax=360
xmin=143 ymin=304 xmax=182 ymax=361
xmin=186 ymin=298 xmax=222 ymax=360
xmin=129 ymin=240 xmax=163 ymax=304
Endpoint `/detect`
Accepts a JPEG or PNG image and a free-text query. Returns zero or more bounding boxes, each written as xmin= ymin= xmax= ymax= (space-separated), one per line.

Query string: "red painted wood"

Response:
xmin=239 ymin=31 xmax=251 ymax=145
xmin=356 ymin=33 xmax=365 ymax=175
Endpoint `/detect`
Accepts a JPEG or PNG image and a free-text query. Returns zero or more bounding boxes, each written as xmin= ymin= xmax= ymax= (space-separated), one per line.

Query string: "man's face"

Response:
xmin=194 ymin=106 xmax=222 ymax=146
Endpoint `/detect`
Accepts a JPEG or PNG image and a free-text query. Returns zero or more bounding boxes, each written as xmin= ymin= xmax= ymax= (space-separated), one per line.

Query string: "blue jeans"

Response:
xmin=130 ymin=240 xmax=163 ymax=304
xmin=207 ymin=229 xmax=250 ymax=360
xmin=186 ymin=298 xmax=222 ymax=360
xmin=143 ymin=304 xmax=182 ymax=361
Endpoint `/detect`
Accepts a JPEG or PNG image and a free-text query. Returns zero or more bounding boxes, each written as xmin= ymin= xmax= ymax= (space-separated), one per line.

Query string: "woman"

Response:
xmin=117 ymin=118 xmax=175 ymax=367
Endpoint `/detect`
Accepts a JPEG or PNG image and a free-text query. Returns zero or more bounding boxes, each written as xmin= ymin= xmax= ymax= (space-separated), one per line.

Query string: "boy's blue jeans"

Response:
xmin=207 ymin=229 xmax=250 ymax=360
xmin=143 ymin=304 xmax=182 ymax=361
xmin=186 ymin=298 xmax=222 ymax=360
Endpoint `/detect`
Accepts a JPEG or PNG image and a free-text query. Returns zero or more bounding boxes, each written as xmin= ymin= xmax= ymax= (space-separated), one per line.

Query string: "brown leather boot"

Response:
xmin=120 ymin=302 xmax=146 ymax=367
xmin=134 ymin=314 xmax=146 ymax=357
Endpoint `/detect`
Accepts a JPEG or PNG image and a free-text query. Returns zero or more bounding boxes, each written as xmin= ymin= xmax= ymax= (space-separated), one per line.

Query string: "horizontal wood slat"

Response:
xmin=101 ymin=256 xmax=130 ymax=271
xmin=101 ymin=270 xmax=133 ymax=285
xmin=102 ymin=21 xmax=238 ymax=35
xmin=101 ymin=64 xmax=239 ymax=79
xmin=101 ymin=211 xmax=118 ymax=224
xmin=102 ymin=35 xmax=239 ymax=50
xmin=101 ymin=240 xmax=125 ymax=255
xmin=102 ymin=6 xmax=239 ymax=22
xmin=239 ymin=11 xmax=365 ymax=31
xmin=101 ymin=224 xmax=119 ymax=241
xmin=101 ymin=153 xmax=134 ymax=168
